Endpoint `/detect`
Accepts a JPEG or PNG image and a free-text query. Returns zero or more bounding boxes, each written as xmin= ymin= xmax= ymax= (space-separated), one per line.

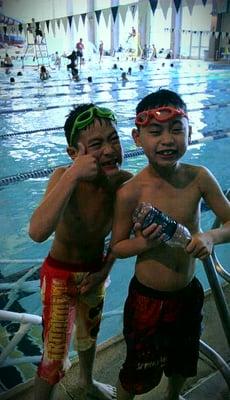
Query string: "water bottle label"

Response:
xmin=142 ymin=208 xmax=177 ymax=241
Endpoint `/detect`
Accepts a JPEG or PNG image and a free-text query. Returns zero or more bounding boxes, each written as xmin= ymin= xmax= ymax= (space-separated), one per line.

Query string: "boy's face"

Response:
xmin=73 ymin=118 xmax=123 ymax=177
xmin=132 ymin=107 xmax=190 ymax=169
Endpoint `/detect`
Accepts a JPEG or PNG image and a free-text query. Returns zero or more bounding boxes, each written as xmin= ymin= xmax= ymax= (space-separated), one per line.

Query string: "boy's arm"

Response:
xmin=77 ymin=246 xmax=116 ymax=294
xmin=186 ymin=167 xmax=230 ymax=259
xmin=29 ymin=143 xmax=98 ymax=242
xmin=111 ymin=186 xmax=162 ymax=258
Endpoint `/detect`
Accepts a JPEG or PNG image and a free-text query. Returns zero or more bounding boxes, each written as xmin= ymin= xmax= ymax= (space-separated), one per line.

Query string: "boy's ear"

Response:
xmin=132 ymin=128 xmax=142 ymax=147
xmin=188 ymin=125 xmax=192 ymax=145
xmin=67 ymin=142 xmax=86 ymax=159
xmin=66 ymin=146 xmax=78 ymax=159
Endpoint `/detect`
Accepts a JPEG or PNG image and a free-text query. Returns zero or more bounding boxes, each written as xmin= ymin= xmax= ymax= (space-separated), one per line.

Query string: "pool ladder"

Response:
xmin=0 ymin=203 xmax=230 ymax=391
xmin=199 ymin=189 xmax=230 ymax=388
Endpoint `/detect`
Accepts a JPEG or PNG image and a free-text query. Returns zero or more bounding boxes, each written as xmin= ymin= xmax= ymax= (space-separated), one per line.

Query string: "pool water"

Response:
xmin=0 ymin=58 xmax=230 ymax=391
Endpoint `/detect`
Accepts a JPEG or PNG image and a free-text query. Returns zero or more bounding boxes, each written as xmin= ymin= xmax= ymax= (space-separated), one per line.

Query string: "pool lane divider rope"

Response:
xmin=0 ymin=131 xmax=230 ymax=187
xmin=2 ymin=82 xmax=230 ymax=102
xmin=1 ymin=100 xmax=230 ymax=115
xmin=0 ymin=69 xmax=229 ymax=108
xmin=0 ymin=126 xmax=63 ymax=139
xmin=0 ymin=79 xmax=230 ymax=101
xmin=0 ymin=68 xmax=229 ymax=92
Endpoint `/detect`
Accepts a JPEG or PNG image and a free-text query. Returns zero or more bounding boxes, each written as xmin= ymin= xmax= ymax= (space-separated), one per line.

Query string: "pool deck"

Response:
xmin=1 ymin=283 xmax=229 ymax=400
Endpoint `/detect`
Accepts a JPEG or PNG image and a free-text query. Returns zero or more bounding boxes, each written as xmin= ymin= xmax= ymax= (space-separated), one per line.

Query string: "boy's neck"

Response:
xmin=148 ymin=162 xmax=181 ymax=180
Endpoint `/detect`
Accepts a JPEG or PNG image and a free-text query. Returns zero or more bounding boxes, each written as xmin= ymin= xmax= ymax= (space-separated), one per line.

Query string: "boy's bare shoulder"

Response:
xmin=49 ymin=166 xmax=68 ymax=181
xmin=119 ymin=169 xmax=133 ymax=182
xmin=111 ymin=169 xmax=133 ymax=190
xmin=45 ymin=166 xmax=68 ymax=191
xmin=116 ymin=169 xmax=144 ymax=199
xmin=182 ymin=163 xmax=211 ymax=181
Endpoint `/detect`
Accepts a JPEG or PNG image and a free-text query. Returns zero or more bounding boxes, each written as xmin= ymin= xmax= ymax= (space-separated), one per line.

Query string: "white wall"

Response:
xmin=2 ymin=0 xmax=89 ymax=22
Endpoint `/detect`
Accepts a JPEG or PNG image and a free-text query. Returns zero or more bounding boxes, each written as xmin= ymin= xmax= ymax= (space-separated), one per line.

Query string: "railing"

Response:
xmin=198 ymin=191 xmax=230 ymax=388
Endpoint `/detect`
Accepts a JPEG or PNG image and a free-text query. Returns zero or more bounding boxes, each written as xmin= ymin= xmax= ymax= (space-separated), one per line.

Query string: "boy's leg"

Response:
xmin=34 ymin=375 xmax=54 ymax=400
xmin=117 ymin=379 xmax=135 ymax=400
xmin=35 ymin=262 xmax=76 ymax=400
xmin=77 ymin=344 xmax=116 ymax=399
xmin=75 ymin=280 xmax=116 ymax=400
xmin=163 ymin=374 xmax=186 ymax=400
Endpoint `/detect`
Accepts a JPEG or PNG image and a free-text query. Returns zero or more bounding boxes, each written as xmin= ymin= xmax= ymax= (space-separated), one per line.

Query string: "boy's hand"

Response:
xmin=70 ymin=142 xmax=98 ymax=181
xmin=77 ymin=270 xmax=106 ymax=294
xmin=134 ymin=222 xmax=165 ymax=248
xmin=185 ymin=232 xmax=213 ymax=259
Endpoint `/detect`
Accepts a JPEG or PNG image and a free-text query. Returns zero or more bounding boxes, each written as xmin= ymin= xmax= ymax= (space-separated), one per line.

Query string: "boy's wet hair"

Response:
xmin=64 ymin=103 xmax=115 ymax=146
xmin=136 ymin=89 xmax=187 ymax=115
xmin=64 ymin=103 xmax=94 ymax=145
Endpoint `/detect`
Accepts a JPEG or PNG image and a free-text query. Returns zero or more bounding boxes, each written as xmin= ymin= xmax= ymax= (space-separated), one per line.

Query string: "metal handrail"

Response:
xmin=199 ymin=340 xmax=230 ymax=388
xmin=198 ymin=192 xmax=230 ymax=387
xmin=0 ymin=307 xmax=123 ymax=368
xmin=210 ymin=189 xmax=230 ymax=282
xmin=211 ymin=250 xmax=230 ymax=283
xmin=202 ymin=255 xmax=230 ymax=348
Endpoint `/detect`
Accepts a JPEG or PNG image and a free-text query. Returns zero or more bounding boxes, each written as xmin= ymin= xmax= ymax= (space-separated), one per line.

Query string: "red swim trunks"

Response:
xmin=37 ymin=254 xmax=105 ymax=385
xmin=119 ymin=275 xmax=204 ymax=395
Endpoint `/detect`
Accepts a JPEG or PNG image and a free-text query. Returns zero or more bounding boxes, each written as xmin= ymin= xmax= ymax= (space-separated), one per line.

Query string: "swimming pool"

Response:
xmin=0 ymin=58 xmax=230 ymax=391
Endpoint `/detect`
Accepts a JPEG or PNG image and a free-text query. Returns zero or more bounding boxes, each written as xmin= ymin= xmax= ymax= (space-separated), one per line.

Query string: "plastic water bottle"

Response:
xmin=133 ymin=202 xmax=191 ymax=248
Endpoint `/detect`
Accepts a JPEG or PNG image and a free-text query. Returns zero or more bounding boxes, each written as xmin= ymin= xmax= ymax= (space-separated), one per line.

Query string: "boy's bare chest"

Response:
xmin=68 ymin=187 xmax=114 ymax=233
xmin=138 ymin=177 xmax=200 ymax=225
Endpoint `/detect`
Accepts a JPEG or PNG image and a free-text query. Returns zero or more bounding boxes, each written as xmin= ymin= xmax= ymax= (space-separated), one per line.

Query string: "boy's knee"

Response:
xmin=37 ymin=359 xmax=65 ymax=385
xmin=75 ymin=337 xmax=97 ymax=352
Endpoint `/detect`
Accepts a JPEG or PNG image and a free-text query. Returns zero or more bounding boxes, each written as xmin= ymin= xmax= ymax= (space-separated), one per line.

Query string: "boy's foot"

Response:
xmin=162 ymin=396 xmax=185 ymax=400
xmin=87 ymin=380 xmax=117 ymax=400
xmin=61 ymin=381 xmax=116 ymax=400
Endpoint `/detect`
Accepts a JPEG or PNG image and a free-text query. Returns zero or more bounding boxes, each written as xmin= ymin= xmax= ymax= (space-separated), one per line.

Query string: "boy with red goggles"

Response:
xmin=111 ymin=89 xmax=230 ymax=400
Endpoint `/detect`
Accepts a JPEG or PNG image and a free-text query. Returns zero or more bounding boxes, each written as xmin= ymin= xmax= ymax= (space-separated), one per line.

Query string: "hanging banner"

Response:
xmin=95 ymin=10 xmax=101 ymax=24
xmin=173 ymin=0 xmax=182 ymax=12
xmin=81 ymin=13 xmax=86 ymax=25
xmin=56 ymin=19 xmax=61 ymax=29
xmin=159 ymin=0 xmax=170 ymax=19
xmin=68 ymin=15 xmax=73 ymax=29
xmin=87 ymin=12 xmax=94 ymax=23
xmin=51 ymin=19 xmax=56 ymax=36
xmin=149 ymin=0 xmax=158 ymax=15
xmin=185 ymin=0 xmax=196 ymax=15
xmin=102 ymin=8 xmax=110 ymax=28
xmin=119 ymin=4 xmax=128 ymax=25
xmin=74 ymin=14 xmax=80 ymax=31
xmin=62 ymin=16 xmax=68 ymax=34
xmin=111 ymin=6 xmax=118 ymax=23
xmin=201 ymin=0 xmax=208 ymax=5
xmin=130 ymin=3 xmax=137 ymax=19
xmin=45 ymin=20 xmax=50 ymax=32
xmin=40 ymin=20 xmax=45 ymax=35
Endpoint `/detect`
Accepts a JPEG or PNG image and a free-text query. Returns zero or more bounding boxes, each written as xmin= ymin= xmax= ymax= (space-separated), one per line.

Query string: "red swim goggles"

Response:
xmin=135 ymin=106 xmax=188 ymax=127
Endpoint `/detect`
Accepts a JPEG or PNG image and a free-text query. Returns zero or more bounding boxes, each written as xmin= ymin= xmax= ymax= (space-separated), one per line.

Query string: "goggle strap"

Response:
xmin=70 ymin=106 xmax=116 ymax=145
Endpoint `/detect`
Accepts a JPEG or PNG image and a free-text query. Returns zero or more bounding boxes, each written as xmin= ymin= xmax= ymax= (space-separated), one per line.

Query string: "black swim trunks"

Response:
xmin=119 ymin=275 xmax=204 ymax=395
